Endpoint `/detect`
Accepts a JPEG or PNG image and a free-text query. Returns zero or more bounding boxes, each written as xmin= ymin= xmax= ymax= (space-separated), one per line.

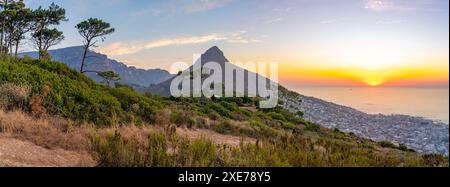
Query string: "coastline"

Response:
xmin=293 ymin=86 xmax=449 ymax=123
xmin=280 ymin=92 xmax=449 ymax=155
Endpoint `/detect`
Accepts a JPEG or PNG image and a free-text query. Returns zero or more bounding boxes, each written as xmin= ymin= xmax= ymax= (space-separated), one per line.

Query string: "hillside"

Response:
xmin=20 ymin=46 xmax=174 ymax=88
xmin=148 ymin=46 xmax=449 ymax=155
xmin=1 ymin=57 xmax=448 ymax=167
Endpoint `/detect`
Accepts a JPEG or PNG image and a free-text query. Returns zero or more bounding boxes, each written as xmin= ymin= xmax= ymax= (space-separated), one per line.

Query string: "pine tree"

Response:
xmin=76 ymin=18 xmax=114 ymax=73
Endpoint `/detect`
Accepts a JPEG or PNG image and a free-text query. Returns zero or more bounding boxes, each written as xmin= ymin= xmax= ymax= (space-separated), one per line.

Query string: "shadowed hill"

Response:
xmin=147 ymin=46 xmax=277 ymax=97
xmin=20 ymin=46 xmax=174 ymax=88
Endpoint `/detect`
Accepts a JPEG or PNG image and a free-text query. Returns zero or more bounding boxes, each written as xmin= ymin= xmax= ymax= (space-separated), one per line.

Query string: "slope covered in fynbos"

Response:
xmin=0 ymin=57 xmax=448 ymax=167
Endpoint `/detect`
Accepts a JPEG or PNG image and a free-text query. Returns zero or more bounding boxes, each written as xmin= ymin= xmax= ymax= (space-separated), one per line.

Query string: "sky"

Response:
xmin=23 ymin=0 xmax=449 ymax=87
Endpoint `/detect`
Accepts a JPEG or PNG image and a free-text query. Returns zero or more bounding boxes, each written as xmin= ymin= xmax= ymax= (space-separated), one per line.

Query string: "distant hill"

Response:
xmin=20 ymin=46 xmax=174 ymax=88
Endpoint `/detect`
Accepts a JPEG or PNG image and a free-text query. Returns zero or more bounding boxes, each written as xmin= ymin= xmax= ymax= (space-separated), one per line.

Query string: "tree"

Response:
xmin=0 ymin=0 xmax=15 ymax=56
xmin=0 ymin=0 xmax=10 ymax=55
xmin=76 ymin=18 xmax=114 ymax=73
xmin=8 ymin=0 xmax=33 ymax=57
xmin=31 ymin=3 xmax=66 ymax=59
xmin=98 ymin=71 xmax=120 ymax=86
xmin=31 ymin=28 xmax=64 ymax=60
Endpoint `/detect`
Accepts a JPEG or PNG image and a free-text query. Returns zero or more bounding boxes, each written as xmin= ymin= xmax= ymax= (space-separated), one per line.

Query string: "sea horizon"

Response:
xmin=290 ymin=85 xmax=449 ymax=124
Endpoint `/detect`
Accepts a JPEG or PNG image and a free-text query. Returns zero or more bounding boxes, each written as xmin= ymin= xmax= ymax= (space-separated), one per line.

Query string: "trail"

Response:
xmin=176 ymin=128 xmax=256 ymax=147
xmin=0 ymin=138 xmax=95 ymax=167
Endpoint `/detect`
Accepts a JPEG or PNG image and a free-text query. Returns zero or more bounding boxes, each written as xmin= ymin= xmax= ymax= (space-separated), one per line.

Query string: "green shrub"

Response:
xmin=281 ymin=122 xmax=299 ymax=130
xmin=399 ymin=144 xmax=409 ymax=152
xmin=212 ymin=120 xmax=235 ymax=134
xmin=0 ymin=59 xmax=171 ymax=125
xmin=182 ymin=138 xmax=218 ymax=167
xmin=378 ymin=141 xmax=397 ymax=149
xmin=305 ymin=123 xmax=321 ymax=132
xmin=249 ymin=120 xmax=279 ymax=137
xmin=207 ymin=103 xmax=232 ymax=118
xmin=267 ymin=112 xmax=287 ymax=122
xmin=89 ymin=131 xmax=145 ymax=167
xmin=0 ymin=59 xmax=126 ymax=125
xmin=146 ymin=132 xmax=171 ymax=167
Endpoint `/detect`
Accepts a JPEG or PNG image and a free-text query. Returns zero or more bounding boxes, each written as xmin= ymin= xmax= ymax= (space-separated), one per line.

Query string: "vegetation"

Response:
xmin=89 ymin=129 xmax=449 ymax=167
xmin=30 ymin=3 xmax=67 ymax=59
xmin=0 ymin=1 xmax=448 ymax=167
xmin=1 ymin=57 xmax=448 ymax=167
xmin=1 ymin=1 xmax=66 ymax=59
xmin=98 ymin=71 xmax=120 ymax=86
xmin=76 ymin=18 xmax=115 ymax=73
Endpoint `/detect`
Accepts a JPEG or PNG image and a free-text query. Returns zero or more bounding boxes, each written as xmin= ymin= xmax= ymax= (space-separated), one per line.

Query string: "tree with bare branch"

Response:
xmin=76 ymin=18 xmax=114 ymax=73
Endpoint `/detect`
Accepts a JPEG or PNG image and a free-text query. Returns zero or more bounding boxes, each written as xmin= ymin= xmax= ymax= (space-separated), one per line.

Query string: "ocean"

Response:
xmin=292 ymin=86 xmax=449 ymax=124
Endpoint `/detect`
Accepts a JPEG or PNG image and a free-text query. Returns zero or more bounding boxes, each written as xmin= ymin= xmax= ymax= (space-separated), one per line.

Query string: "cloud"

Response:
xmin=98 ymin=31 xmax=261 ymax=56
xmin=264 ymin=17 xmax=284 ymax=24
xmin=131 ymin=8 xmax=163 ymax=16
xmin=363 ymin=0 xmax=440 ymax=12
xmin=364 ymin=0 xmax=396 ymax=11
xmin=133 ymin=0 xmax=232 ymax=16
xmin=320 ymin=20 xmax=335 ymax=24
xmin=273 ymin=7 xmax=292 ymax=12
xmin=376 ymin=19 xmax=406 ymax=24
xmin=259 ymin=17 xmax=284 ymax=24
xmin=183 ymin=0 xmax=232 ymax=13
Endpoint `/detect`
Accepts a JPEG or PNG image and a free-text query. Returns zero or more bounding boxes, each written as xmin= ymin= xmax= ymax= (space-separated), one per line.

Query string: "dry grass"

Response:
xmin=0 ymin=109 xmax=253 ymax=159
xmin=0 ymin=110 xmax=92 ymax=152
xmin=154 ymin=108 xmax=171 ymax=126
xmin=176 ymin=128 xmax=255 ymax=147
xmin=0 ymin=83 xmax=30 ymax=110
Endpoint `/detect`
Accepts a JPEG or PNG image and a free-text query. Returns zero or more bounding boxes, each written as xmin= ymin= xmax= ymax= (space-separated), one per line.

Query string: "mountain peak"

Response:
xmin=201 ymin=46 xmax=229 ymax=65
xmin=206 ymin=46 xmax=221 ymax=52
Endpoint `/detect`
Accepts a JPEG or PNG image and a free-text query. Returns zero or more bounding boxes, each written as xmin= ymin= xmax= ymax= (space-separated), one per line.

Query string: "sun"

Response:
xmin=365 ymin=78 xmax=384 ymax=87
xmin=369 ymin=82 xmax=381 ymax=87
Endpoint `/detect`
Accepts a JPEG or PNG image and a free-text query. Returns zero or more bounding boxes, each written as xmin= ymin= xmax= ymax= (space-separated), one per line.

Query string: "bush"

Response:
xmin=249 ymin=120 xmax=279 ymax=137
xmin=212 ymin=120 xmax=235 ymax=135
xmin=89 ymin=131 xmax=143 ymax=167
xmin=281 ymin=122 xmax=299 ymax=130
xmin=267 ymin=112 xmax=287 ymax=122
xmin=378 ymin=141 xmax=397 ymax=149
xmin=154 ymin=109 xmax=171 ymax=125
xmin=146 ymin=132 xmax=171 ymax=167
xmin=421 ymin=154 xmax=448 ymax=167
xmin=195 ymin=117 xmax=210 ymax=129
xmin=0 ymin=59 xmax=172 ymax=125
xmin=181 ymin=138 xmax=218 ymax=167
xmin=0 ymin=83 xmax=31 ymax=110
xmin=398 ymin=144 xmax=409 ymax=152
xmin=207 ymin=103 xmax=232 ymax=118
xmin=170 ymin=109 xmax=196 ymax=127
xmin=1 ymin=59 xmax=126 ymax=125
xmin=305 ymin=123 xmax=321 ymax=132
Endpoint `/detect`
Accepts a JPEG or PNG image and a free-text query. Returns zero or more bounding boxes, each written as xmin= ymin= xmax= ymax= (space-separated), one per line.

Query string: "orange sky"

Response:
xmin=278 ymin=59 xmax=449 ymax=87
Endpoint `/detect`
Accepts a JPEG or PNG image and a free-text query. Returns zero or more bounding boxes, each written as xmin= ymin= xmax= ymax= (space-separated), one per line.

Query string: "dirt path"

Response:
xmin=0 ymin=138 xmax=95 ymax=167
xmin=176 ymin=128 xmax=256 ymax=147
xmin=0 ymin=128 xmax=253 ymax=167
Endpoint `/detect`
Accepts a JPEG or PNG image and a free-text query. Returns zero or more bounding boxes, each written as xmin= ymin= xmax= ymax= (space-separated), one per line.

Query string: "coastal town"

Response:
xmin=281 ymin=93 xmax=449 ymax=155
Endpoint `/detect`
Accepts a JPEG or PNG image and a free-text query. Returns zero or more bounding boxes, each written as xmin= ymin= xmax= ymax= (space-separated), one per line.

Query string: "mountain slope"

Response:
xmin=2 ymin=57 xmax=446 ymax=167
xmin=148 ymin=46 xmax=449 ymax=155
xmin=20 ymin=46 xmax=174 ymax=88
xmin=147 ymin=46 xmax=277 ymax=97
